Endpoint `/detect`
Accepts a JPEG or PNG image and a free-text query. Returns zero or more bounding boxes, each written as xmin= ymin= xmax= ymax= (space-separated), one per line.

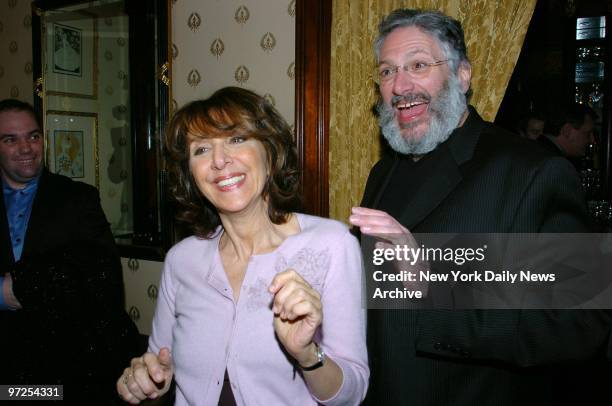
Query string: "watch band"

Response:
xmin=299 ymin=342 xmax=325 ymax=371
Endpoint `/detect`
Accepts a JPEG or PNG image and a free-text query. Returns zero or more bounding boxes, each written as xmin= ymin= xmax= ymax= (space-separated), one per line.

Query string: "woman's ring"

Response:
xmin=124 ymin=370 xmax=133 ymax=385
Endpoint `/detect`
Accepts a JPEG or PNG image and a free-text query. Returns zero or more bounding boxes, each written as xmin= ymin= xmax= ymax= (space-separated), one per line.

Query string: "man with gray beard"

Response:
xmin=349 ymin=8 xmax=612 ymax=406
xmin=377 ymin=64 xmax=467 ymax=155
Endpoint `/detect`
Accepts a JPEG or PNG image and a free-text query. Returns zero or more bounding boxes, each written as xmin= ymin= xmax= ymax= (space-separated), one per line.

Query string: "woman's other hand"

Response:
xmin=117 ymin=347 xmax=174 ymax=404
xmin=269 ymin=269 xmax=323 ymax=367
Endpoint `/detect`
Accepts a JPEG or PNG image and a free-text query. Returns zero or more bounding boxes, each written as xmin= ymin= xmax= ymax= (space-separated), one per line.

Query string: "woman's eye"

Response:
xmin=230 ymin=135 xmax=246 ymax=144
xmin=193 ymin=146 xmax=209 ymax=156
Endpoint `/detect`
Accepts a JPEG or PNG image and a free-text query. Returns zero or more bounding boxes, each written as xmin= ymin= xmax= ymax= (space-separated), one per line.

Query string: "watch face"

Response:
xmin=299 ymin=343 xmax=325 ymax=371
xmin=316 ymin=344 xmax=325 ymax=363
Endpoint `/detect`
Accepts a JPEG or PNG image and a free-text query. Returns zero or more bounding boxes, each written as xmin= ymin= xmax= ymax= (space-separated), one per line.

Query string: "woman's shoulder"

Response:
xmin=295 ymin=213 xmax=354 ymax=240
xmin=165 ymin=231 xmax=220 ymax=260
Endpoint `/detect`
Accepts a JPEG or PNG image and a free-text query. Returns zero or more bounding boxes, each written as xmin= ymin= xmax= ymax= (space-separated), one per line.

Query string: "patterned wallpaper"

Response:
xmin=0 ymin=0 xmax=33 ymax=103
xmin=171 ymin=0 xmax=296 ymax=124
xmin=122 ymin=258 xmax=163 ymax=335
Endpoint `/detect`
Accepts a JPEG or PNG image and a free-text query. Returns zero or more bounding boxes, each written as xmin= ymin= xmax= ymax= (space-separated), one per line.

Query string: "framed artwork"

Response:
xmin=45 ymin=110 xmax=99 ymax=188
xmin=53 ymin=23 xmax=82 ymax=76
xmin=44 ymin=19 xmax=98 ymax=99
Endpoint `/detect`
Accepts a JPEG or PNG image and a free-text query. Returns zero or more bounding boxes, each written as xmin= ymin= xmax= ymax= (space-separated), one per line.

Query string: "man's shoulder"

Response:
xmin=475 ymin=122 xmax=561 ymax=166
xmin=42 ymin=171 xmax=99 ymax=197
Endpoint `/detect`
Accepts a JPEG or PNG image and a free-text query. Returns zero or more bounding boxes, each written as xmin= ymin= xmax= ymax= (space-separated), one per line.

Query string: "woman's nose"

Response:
xmin=212 ymin=144 xmax=231 ymax=169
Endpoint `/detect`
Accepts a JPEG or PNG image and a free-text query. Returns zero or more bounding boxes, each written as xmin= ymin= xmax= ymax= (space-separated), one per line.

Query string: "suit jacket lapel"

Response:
xmin=22 ymin=171 xmax=52 ymax=258
xmin=370 ymin=158 xmax=399 ymax=210
xmin=360 ymin=152 xmax=398 ymax=209
xmin=398 ymin=146 xmax=463 ymax=229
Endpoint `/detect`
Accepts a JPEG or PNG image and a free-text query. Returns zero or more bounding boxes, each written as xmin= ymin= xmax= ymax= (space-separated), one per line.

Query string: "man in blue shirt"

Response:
xmin=0 ymin=99 xmax=140 ymax=400
xmin=0 ymin=100 xmax=42 ymax=309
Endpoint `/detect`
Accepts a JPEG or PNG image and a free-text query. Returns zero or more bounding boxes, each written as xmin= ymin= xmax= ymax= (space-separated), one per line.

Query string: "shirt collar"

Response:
xmin=1 ymin=174 xmax=41 ymax=195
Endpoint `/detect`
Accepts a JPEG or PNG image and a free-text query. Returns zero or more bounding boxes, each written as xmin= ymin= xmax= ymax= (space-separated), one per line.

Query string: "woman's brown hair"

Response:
xmin=165 ymin=86 xmax=302 ymax=238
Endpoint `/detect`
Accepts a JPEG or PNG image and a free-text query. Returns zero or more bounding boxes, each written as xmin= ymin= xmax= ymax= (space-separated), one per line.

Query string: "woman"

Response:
xmin=117 ymin=87 xmax=368 ymax=405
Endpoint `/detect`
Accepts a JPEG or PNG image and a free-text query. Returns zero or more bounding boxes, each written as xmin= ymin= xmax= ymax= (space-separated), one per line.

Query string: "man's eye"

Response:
xmin=30 ymin=133 xmax=41 ymax=140
xmin=379 ymin=67 xmax=393 ymax=78
xmin=412 ymin=62 xmax=428 ymax=71
xmin=2 ymin=137 xmax=15 ymax=144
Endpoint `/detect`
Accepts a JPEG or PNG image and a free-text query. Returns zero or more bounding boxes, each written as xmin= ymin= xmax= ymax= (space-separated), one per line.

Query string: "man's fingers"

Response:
xmin=351 ymin=214 xmax=407 ymax=231
xmin=351 ymin=206 xmax=389 ymax=216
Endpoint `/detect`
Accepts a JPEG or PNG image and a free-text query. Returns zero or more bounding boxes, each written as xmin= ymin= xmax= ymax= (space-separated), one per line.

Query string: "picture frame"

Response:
xmin=44 ymin=19 xmax=98 ymax=99
xmin=52 ymin=23 xmax=82 ymax=77
xmin=45 ymin=110 xmax=99 ymax=188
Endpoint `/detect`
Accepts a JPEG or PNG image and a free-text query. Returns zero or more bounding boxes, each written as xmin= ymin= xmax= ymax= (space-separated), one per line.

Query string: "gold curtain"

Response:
xmin=328 ymin=0 xmax=537 ymax=221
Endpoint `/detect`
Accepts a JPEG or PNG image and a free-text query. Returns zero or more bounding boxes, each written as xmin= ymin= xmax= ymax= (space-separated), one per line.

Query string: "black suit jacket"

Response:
xmin=0 ymin=171 xmax=139 ymax=401
xmin=362 ymin=108 xmax=611 ymax=405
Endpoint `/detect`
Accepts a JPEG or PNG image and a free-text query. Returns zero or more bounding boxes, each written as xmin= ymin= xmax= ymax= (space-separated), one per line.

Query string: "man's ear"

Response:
xmin=458 ymin=62 xmax=472 ymax=94
xmin=559 ymin=123 xmax=573 ymax=140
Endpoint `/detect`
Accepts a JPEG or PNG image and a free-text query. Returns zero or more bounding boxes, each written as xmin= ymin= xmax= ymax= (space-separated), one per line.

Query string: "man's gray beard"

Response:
xmin=377 ymin=74 xmax=467 ymax=155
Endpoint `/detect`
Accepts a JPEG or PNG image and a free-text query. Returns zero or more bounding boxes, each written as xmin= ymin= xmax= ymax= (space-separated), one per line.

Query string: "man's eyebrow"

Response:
xmin=379 ymin=49 xmax=434 ymax=65
xmin=0 ymin=129 xmax=41 ymax=139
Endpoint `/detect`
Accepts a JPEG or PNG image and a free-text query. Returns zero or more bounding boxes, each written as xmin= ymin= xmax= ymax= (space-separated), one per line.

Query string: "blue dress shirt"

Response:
xmin=1 ymin=176 xmax=39 ymax=309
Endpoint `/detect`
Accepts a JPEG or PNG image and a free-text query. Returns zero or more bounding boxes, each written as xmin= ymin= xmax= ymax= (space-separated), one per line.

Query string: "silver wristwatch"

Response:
xmin=299 ymin=342 xmax=325 ymax=371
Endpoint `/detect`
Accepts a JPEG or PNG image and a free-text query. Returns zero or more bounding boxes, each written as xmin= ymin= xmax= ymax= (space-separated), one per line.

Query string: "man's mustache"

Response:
xmin=391 ymin=93 xmax=431 ymax=108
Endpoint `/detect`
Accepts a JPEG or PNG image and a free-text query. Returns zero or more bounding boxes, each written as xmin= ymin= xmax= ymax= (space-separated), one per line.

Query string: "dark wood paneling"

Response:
xmin=295 ymin=0 xmax=332 ymax=217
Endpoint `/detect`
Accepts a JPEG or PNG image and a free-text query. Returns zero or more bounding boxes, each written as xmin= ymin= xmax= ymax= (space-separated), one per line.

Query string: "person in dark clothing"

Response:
xmin=349 ymin=9 xmax=612 ymax=406
xmin=538 ymin=104 xmax=596 ymax=166
xmin=0 ymin=99 xmax=140 ymax=402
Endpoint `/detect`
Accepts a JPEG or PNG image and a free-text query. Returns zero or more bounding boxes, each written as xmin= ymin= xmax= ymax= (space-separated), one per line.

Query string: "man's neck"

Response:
xmin=1 ymin=173 xmax=40 ymax=191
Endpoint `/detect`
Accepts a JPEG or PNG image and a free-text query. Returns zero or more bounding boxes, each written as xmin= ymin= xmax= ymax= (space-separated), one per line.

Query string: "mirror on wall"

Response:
xmin=32 ymin=0 xmax=171 ymax=260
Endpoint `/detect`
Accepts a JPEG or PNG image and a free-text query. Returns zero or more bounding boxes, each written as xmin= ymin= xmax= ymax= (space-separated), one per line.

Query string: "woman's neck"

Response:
xmin=219 ymin=206 xmax=299 ymax=261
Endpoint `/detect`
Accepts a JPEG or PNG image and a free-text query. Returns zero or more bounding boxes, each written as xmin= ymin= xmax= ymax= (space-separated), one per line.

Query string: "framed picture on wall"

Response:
xmin=53 ymin=130 xmax=84 ymax=178
xmin=52 ymin=23 xmax=82 ymax=77
xmin=45 ymin=110 xmax=99 ymax=188
xmin=45 ymin=19 xmax=98 ymax=99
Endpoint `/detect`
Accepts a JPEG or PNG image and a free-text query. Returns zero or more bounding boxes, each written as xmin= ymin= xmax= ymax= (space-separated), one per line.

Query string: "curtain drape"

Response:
xmin=328 ymin=0 xmax=537 ymax=221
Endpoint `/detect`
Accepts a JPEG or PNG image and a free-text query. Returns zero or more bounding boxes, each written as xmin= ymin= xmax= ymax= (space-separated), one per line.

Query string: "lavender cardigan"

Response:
xmin=149 ymin=213 xmax=369 ymax=405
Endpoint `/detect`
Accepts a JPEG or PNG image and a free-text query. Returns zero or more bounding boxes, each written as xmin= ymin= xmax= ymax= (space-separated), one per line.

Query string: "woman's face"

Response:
xmin=188 ymin=133 xmax=269 ymax=217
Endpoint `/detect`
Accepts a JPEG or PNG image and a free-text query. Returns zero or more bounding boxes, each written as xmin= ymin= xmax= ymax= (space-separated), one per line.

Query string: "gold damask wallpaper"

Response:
xmin=0 ymin=0 xmax=33 ymax=103
xmin=171 ymin=0 xmax=296 ymax=124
